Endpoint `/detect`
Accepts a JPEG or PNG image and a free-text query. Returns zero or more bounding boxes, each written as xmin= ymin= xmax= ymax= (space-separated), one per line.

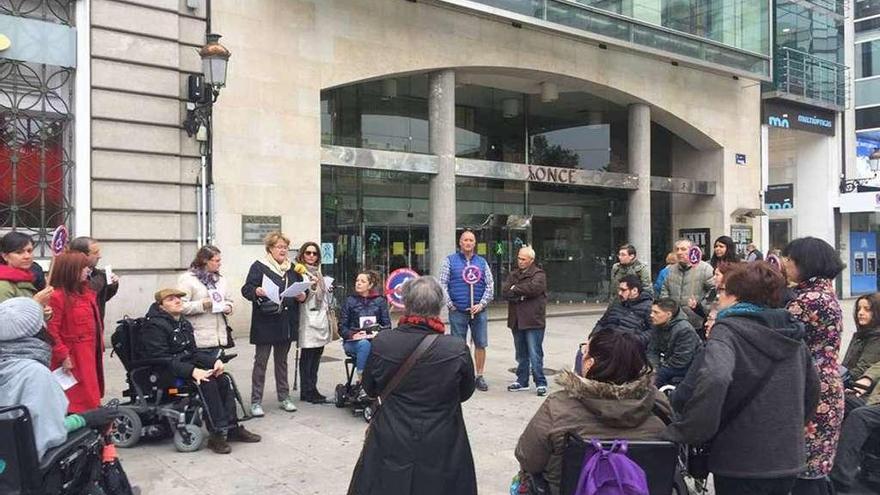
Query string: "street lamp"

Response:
xmin=183 ymin=32 xmax=231 ymax=247
xmin=870 ymin=148 xmax=880 ymax=174
xmin=199 ymin=33 xmax=231 ymax=92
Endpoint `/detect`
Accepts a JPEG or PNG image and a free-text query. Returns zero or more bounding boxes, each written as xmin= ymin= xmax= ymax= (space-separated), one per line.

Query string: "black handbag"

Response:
xmin=100 ymin=458 xmax=134 ymax=495
xmin=257 ymin=298 xmax=281 ymax=315
xmin=221 ymin=313 xmax=235 ymax=349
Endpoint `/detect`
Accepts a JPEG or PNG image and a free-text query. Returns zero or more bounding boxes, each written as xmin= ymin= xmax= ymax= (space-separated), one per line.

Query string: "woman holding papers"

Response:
xmin=46 ymin=252 xmax=103 ymax=413
xmin=241 ymin=232 xmax=306 ymax=416
xmin=295 ymin=241 xmax=333 ymax=404
xmin=178 ymin=245 xmax=234 ymax=350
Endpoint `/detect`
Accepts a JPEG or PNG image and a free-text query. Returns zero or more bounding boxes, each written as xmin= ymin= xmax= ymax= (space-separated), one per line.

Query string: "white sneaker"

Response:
xmin=279 ymin=398 xmax=298 ymax=412
xmin=250 ymin=403 xmax=265 ymax=417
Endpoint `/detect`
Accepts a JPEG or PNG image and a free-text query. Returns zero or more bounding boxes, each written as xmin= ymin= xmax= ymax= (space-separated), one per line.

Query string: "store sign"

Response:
xmin=242 ymin=215 xmax=282 ymax=244
xmin=765 ymin=183 xmax=794 ymax=210
xmin=763 ymin=101 xmax=834 ymax=136
xmin=527 ymin=165 xmax=576 ymax=184
xmin=679 ymin=228 xmax=710 ymax=260
xmin=730 ymin=225 xmax=753 ymax=258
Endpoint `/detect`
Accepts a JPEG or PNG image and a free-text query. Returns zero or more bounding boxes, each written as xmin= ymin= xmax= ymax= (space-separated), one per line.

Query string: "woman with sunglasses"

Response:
xmin=241 ymin=231 xmax=306 ymax=416
xmin=295 ymin=242 xmax=333 ymax=404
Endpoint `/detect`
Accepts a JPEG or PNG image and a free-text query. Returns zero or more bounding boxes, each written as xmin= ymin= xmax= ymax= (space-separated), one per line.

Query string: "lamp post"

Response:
xmin=184 ymin=33 xmax=231 ymax=246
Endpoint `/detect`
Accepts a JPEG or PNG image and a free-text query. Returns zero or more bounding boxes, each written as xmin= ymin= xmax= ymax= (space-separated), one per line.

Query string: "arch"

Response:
xmin=322 ymin=66 xmax=723 ymax=151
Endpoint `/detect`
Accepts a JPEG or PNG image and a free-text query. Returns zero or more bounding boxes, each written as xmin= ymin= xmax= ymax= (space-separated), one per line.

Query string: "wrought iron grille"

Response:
xmin=0 ymin=0 xmax=76 ymax=257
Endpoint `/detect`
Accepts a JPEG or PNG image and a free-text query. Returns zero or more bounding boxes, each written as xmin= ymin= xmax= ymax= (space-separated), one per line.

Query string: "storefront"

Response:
xmin=319 ymin=74 xmax=695 ymax=302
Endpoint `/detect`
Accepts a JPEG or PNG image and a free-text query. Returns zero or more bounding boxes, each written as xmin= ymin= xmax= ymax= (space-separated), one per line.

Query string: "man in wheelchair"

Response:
xmin=138 ymin=288 xmax=260 ymax=454
xmin=0 ymin=297 xmax=119 ymax=494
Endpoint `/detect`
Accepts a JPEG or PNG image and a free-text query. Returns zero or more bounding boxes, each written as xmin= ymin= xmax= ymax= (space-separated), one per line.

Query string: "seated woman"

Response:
xmin=339 ymin=270 xmax=390 ymax=387
xmin=138 ymin=288 xmax=260 ymax=455
xmin=841 ymin=293 xmax=880 ymax=406
xmin=516 ymin=329 xmax=671 ymax=494
xmin=0 ymin=297 xmax=116 ymax=461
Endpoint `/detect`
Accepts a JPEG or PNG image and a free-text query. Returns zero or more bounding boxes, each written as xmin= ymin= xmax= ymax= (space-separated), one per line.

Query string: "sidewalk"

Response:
xmin=111 ymin=313 xmax=599 ymax=495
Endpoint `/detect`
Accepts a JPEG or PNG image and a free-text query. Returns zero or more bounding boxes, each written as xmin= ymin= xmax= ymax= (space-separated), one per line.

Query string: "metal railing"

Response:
xmin=773 ymin=47 xmax=847 ymax=109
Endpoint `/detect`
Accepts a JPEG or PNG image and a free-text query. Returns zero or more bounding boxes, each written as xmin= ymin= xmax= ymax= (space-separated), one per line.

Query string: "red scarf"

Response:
xmin=0 ymin=264 xmax=34 ymax=283
xmin=398 ymin=315 xmax=445 ymax=334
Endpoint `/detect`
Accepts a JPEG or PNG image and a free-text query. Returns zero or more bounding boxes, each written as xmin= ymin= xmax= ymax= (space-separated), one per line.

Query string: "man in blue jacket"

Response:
xmin=439 ymin=230 xmax=494 ymax=391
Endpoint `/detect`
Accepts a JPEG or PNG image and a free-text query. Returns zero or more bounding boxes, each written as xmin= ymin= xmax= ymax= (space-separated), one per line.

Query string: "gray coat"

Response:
xmin=663 ymin=309 xmax=820 ymax=478
xmin=660 ymin=261 xmax=715 ymax=306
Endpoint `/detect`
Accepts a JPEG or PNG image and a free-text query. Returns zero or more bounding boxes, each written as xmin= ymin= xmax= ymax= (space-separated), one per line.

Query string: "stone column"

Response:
xmin=429 ymin=70 xmax=456 ymax=275
xmin=628 ymin=103 xmax=652 ymax=268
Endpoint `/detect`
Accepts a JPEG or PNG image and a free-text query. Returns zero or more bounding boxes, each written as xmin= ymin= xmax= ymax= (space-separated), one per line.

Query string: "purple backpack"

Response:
xmin=574 ymin=440 xmax=649 ymax=495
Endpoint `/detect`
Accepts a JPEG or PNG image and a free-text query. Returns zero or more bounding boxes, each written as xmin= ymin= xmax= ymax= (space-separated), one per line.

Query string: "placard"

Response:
xmin=242 ymin=215 xmax=281 ymax=245
xmin=320 ymin=242 xmax=334 ymax=265
xmin=414 ymin=242 xmax=426 ymax=255
xmin=392 ymin=241 xmax=405 ymax=255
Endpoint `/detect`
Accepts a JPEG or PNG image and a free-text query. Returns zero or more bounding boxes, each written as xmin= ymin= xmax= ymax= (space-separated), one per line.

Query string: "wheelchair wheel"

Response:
xmin=111 ymin=408 xmax=143 ymax=448
xmin=173 ymin=424 xmax=204 ymax=452
xmin=335 ymin=384 xmax=347 ymax=408
xmin=362 ymin=404 xmax=373 ymax=423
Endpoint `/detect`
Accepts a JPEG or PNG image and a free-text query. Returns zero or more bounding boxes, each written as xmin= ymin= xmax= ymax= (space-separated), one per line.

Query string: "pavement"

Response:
xmin=111 ymin=299 xmax=858 ymax=495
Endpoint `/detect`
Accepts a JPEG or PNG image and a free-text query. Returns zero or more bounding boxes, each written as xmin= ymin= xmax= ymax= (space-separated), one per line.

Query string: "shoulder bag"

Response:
xmin=258 ymin=271 xmax=287 ymax=315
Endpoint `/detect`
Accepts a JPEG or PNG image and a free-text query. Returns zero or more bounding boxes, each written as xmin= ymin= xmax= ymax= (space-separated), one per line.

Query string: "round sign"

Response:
xmin=462 ymin=265 xmax=483 ymax=285
xmin=687 ymin=245 xmax=703 ymax=266
xmin=767 ymin=253 xmax=782 ymax=271
xmin=51 ymin=225 xmax=68 ymax=255
xmin=385 ymin=268 xmax=419 ymax=309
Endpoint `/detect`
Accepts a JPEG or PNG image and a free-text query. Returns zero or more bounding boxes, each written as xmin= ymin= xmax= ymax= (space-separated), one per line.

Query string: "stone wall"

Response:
xmin=89 ymin=0 xmax=206 ymax=324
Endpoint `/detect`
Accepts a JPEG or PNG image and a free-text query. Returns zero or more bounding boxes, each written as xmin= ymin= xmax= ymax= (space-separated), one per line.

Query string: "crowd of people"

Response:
xmin=3 ymin=226 xmax=880 ymax=495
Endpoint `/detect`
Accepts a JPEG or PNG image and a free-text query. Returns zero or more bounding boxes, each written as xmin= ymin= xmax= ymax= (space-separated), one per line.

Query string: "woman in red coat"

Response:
xmin=46 ymin=251 xmax=104 ymax=413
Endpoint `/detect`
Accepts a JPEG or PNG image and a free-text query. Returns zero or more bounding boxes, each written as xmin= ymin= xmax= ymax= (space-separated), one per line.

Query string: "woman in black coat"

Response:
xmin=241 ymin=231 xmax=305 ymax=417
xmin=348 ymin=276 xmax=477 ymax=495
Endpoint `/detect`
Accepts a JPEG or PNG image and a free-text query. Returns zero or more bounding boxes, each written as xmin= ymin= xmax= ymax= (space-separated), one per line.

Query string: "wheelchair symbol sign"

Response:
xmin=462 ymin=265 xmax=483 ymax=285
xmin=687 ymin=246 xmax=703 ymax=266
xmin=385 ymin=268 xmax=419 ymax=309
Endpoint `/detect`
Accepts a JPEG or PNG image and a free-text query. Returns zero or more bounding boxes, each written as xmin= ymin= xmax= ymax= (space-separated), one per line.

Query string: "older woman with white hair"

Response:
xmin=348 ymin=276 xmax=477 ymax=495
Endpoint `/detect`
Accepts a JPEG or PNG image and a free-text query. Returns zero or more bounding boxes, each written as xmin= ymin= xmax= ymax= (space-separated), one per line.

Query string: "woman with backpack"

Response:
xmin=664 ymin=262 xmax=820 ymax=495
xmin=515 ymin=329 xmax=671 ymax=494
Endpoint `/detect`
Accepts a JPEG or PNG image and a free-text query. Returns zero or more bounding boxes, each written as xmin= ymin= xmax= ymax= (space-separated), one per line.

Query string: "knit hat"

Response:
xmin=0 ymin=297 xmax=45 ymax=341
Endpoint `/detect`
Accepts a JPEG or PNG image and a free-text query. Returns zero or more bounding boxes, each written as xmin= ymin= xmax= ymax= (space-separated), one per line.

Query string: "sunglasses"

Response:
xmin=303 ymin=251 xmax=319 ymax=256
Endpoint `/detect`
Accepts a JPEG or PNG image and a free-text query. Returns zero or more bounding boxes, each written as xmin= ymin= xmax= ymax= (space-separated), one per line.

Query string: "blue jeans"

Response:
xmin=512 ymin=328 xmax=546 ymax=387
xmin=343 ymin=339 xmax=372 ymax=373
xmin=448 ymin=309 xmax=489 ymax=348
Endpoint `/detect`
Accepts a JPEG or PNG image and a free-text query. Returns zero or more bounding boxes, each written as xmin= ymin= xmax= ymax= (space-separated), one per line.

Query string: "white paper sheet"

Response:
xmin=52 ymin=367 xmax=78 ymax=391
xmin=105 ymin=265 xmax=114 ymax=281
xmin=359 ymin=316 xmax=377 ymax=329
xmin=280 ymin=281 xmax=312 ymax=299
xmin=261 ymin=274 xmax=280 ymax=304
xmin=208 ymin=288 xmax=226 ymax=313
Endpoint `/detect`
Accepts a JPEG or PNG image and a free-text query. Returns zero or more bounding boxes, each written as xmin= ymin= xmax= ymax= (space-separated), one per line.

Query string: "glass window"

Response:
xmin=856 ymin=40 xmax=880 ymax=79
xmin=857 ymin=17 xmax=880 ymax=33
xmin=321 ymin=75 xmax=430 ymax=153
xmin=0 ymin=60 xmax=74 ymax=257
xmin=455 ymin=85 xmax=525 ymax=163
xmin=856 ymin=0 xmax=880 ymax=19
xmin=857 ymin=106 xmax=880 ymax=129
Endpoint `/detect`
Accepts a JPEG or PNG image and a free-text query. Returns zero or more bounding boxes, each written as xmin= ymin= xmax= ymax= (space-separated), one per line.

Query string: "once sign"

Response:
xmin=527 ymin=165 xmax=576 ymax=184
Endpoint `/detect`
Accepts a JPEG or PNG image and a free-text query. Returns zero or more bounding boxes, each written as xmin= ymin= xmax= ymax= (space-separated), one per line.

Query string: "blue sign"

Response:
xmin=851 ymin=232 xmax=878 ymax=295
xmin=735 ymin=153 xmax=746 ymax=165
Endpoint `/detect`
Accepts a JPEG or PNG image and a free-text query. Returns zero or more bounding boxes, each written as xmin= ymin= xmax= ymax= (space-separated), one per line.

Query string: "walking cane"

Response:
xmin=293 ymin=345 xmax=300 ymax=391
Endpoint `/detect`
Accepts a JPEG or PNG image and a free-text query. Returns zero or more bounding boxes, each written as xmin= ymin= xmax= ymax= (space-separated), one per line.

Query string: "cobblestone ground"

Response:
xmin=112 ymin=300 xmax=856 ymax=495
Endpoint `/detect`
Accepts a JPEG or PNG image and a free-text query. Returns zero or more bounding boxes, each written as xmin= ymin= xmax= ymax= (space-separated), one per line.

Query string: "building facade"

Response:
xmin=1 ymin=0 xmax=772 ymax=326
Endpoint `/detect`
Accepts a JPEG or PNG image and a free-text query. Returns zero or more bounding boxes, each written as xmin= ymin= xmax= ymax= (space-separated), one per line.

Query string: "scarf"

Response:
xmin=0 ymin=337 xmax=52 ymax=368
xmin=304 ymin=263 xmax=326 ymax=310
xmin=398 ymin=315 xmax=446 ymax=334
xmin=717 ymin=301 xmax=765 ymax=320
xmin=191 ymin=267 xmax=220 ymax=289
xmin=0 ymin=264 xmax=34 ymax=283
xmin=260 ymin=253 xmax=291 ymax=277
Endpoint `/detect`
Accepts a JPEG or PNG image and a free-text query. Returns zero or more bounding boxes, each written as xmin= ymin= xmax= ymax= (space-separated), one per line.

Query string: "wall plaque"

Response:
xmin=242 ymin=215 xmax=281 ymax=245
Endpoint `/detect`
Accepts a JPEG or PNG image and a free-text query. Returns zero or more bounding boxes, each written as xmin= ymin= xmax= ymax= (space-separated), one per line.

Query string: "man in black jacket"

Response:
xmin=138 ymin=288 xmax=260 ymax=454
xmin=69 ymin=236 xmax=118 ymax=321
xmin=648 ymin=298 xmax=702 ymax=387
xmin=592 ymin=274 xmax=653 ymax=344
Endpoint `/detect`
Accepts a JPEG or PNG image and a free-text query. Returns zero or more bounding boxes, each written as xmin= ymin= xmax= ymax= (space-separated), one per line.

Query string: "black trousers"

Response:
xmin=831 ymin=402 xmax=880 ymax=487
xmin=299 ymin=346 xmax=324 ymax=398
xmin=198 ymin=373 xmax=237 ymax=432
xmin=713 ymin=475 xmax=796 ymax=495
